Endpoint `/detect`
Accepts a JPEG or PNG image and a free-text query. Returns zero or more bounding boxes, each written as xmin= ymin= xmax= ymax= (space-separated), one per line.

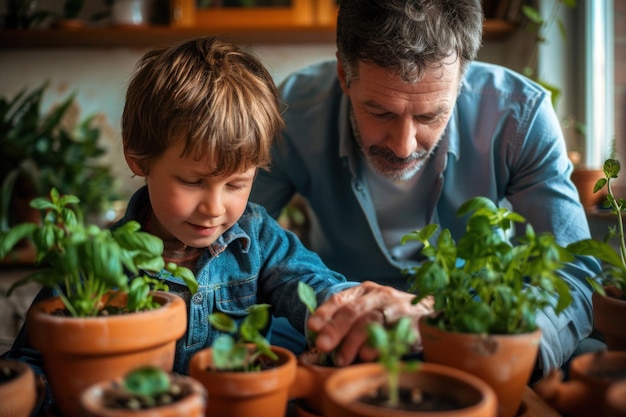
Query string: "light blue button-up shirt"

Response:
xmin=250 ymin=59 xmax=601 ymax=372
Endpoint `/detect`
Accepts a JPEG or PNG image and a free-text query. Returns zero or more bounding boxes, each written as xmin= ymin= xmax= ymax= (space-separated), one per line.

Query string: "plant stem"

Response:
xmin=607 ymin=177 xmax=626 ymax=269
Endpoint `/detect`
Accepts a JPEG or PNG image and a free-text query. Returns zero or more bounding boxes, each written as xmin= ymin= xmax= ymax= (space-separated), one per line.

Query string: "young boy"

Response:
xmin=117 ymin=36 xmax=356 ymax=373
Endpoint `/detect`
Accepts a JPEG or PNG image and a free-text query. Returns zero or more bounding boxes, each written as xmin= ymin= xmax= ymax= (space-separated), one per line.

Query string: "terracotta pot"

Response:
xmin=322 ymin=362 xmax=497 ymax=417
xmin=27 ymin=291 xmax=187 ymax=417
xmin=606 ymin=379 xmax=626 ymax=417
xmin=593 ymin=287 xmax=626 ymax=350
xmin=0 ymin=360 xmax=37 ymax=417
xmin=418 ymin=317 xmax=541 ymax=417
xmin=80 ymin=373 xmax=207 ymax=417
xmin=289 ymin=350 xmax=341 ymax=416
xmin=571 ymin=168 xmax=605 ymax=211
xmin=532 ymin=350 xmax=626 ymax=417
xmin=189 ymin=344 xmax=297 ymax=417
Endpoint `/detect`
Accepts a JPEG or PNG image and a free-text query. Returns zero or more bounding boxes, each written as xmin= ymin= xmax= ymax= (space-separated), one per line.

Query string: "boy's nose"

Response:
xmin=198 ymin=193 xmax=226 ymax=217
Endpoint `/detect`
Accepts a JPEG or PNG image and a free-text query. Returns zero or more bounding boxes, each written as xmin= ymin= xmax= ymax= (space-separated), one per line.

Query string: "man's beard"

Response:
xmin=366 ymin=146 xmax=433 ymax=182
xmin=351 ymin=116 xmax=437 ymax=182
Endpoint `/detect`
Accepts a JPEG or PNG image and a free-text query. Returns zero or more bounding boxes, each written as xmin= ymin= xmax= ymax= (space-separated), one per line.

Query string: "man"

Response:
xmin=251 ymin=0 xmax=602 ymax=374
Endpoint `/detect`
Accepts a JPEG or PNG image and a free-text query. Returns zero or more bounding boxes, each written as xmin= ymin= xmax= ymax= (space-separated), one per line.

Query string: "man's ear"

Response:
xmin=336 ymin=56 xmax=349 ymax=95
xmin=124 ymin=153 xmax=145 ymax=177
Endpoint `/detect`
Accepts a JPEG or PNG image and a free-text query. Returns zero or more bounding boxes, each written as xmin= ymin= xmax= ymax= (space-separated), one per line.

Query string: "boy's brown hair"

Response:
xmin=122 ymin=36 xmax=284 ymax=177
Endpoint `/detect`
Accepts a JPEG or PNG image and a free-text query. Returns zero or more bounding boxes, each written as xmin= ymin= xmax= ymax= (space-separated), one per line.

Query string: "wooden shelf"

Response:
xmin=0 ymin=20 xmax=515 ymax=49
xmin=0 ymin=25 xmax=336 ymax=48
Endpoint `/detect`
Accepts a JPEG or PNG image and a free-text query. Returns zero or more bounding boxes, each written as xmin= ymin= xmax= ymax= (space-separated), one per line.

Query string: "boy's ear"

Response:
xmin=124 ymin=153 xmax=146 ymax=177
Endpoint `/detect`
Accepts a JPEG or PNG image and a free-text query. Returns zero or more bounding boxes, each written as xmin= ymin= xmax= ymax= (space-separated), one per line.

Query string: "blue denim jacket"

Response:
xmin=250 ymin=59 xmax=602 ymax=373
xmin=117 ymin=186 xmax=350 ymax=373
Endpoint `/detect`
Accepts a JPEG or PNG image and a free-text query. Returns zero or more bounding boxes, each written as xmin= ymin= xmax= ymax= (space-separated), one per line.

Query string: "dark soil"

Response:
xmin=359 ymin=386 xmax=462 ymax=412
xmin=50 ymin=305 xmax=129 ymax=317
xmin=102 ymin=381 xmax=188 ymax=410
xmin=299 ymin=347 xmax=336 ymax=367
xmin=206 ymin=353 xmax=280 ymax=373
xmin=0 ymin=365 xmax=18 ymax=384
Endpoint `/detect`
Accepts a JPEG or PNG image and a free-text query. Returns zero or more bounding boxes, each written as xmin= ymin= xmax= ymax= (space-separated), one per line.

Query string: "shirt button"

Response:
xmin=191 ymin=292 xmax=203 ymax=304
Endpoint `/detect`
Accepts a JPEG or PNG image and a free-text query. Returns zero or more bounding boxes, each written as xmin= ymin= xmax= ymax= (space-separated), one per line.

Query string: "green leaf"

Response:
xmin=568 ymin=239 xmax=624 ymax=269
xmin=456 ymin=196 xmax=497 ymax=218
xmin=604 ymin=159 xmax=620 ymax=178
xmin=297 ymin=281 xmax=318 ymax=314
xmin=245 ymin=303 xmax=271 ymax=330
xmin=0 ymin=223 xmax=37 ymax=257
xmin=166 ymin=262 xmax=198 ymax=294
xmin=521 ymin=5 xmax=543 ymax=25
xmin=123 ymin=366 xmax=170 ymax=397
xmin=401 ymin=223 xmax=439 ymax=245
xmin=209 ymin=312 xmax=238 ymax=334
xmin=367 ymin=322 xmax=388 ymax=349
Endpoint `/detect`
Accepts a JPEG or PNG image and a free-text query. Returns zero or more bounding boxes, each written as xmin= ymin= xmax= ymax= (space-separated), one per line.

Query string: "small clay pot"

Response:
xmin=0 ymin=360 xmax=37 ymax=417
xmin=322 ymin=362 xmax=497 ymax=417
xmin=80 ymin=373 xmax=207 ymax=417
xmin=533 ymin=350 xmax=626 ymax=417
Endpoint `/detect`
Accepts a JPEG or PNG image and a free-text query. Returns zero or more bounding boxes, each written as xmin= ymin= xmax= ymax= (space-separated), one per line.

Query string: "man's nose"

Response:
xmin=387 ymin=119 xmax=418 ymax=159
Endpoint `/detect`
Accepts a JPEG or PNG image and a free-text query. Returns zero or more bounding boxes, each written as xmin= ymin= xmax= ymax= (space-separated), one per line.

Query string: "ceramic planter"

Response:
xmin=322 ymin=362 xmax=497 ymax=417
xmin=27 ymin=291 xmax=187 ymax=417
xmin=289 ymin=350 xmax=341 ymax=416
xmin=189 ymin=344 xmax=297 ymax=417
xmin=80 ymin=373 xmax=207 ymax=417
xmin=532 ymin=350 xmax=626 ymax=417
xmin=0 ymin=360 xmax=37 ymax=417
xmin=418 ymin=317 xmax=541 ymax=417
xmin=592 ymin=287 xmax=626 ymax=350
xmin=570 ymin=168 xmax=605 ymax=211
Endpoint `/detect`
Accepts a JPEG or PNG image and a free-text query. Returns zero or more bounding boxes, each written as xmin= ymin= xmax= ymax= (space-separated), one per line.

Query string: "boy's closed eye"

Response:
xmin=178 ymin=177 xmax=203 ymax=186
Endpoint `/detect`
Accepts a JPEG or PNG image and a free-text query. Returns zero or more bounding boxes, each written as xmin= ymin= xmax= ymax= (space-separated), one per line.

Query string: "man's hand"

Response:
xmin=306 ymin=281 xmax=434 ymax=366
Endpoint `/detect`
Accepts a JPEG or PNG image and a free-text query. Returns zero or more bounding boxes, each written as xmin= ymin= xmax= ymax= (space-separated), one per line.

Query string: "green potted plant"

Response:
xmin=80 ymin=365 xmax=207 ymax=417
xmin=0 ymin=83 xmax=120 ymax=237
xmin=321 ymin=317 xmax=498 ymax=417
xmin=401 ymin=196 xmax=573 ymax=417
xmin=567 ymin=158 xmax=626 ymax=350
xmin=188 ymin=303 xmax=297 ymax=417
xmin=0 ymin=188 xmax=198 ymax=417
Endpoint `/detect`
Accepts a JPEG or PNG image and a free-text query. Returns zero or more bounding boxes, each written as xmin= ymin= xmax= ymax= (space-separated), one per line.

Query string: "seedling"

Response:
xmin=298 ymin=281 xmax=339 ymax=366
xmin=208 ymin=303 xmax=278 ymax=371
xmin=121 ymin=366 xmax=173 ymax=409
xmin=367 ymin=317 xmax=420 ymax=408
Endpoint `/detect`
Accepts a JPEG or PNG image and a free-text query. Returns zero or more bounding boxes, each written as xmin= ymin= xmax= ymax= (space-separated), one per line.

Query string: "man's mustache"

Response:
xmin=369 ymin=147 xmax=429 ymax=164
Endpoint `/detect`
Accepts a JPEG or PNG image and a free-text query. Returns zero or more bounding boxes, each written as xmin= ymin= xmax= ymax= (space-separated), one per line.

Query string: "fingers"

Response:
xmin=307 ymin=281 xmax=435 ymax=365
